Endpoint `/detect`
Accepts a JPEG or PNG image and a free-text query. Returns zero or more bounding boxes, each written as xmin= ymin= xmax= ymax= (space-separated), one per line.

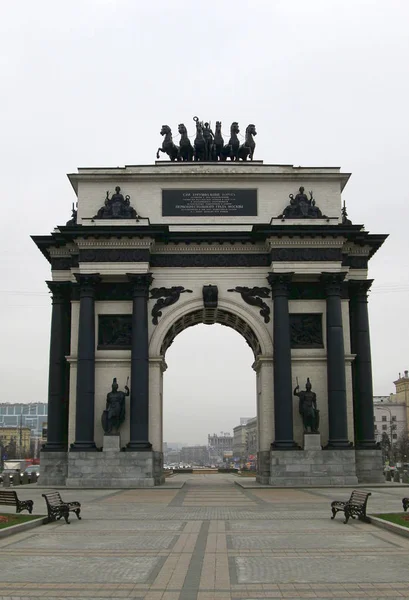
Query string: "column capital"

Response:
xmin=46 ymin=281 xmax=71 ymax=302
xmin=349 ymin=279 xmax=373 ymax=300
xmin=267 ymin=272 xmax=294 ymax=296
xmin=127 ymin=273 xmax=154 ymax=295
xmin=74 ymin=273 xmax=101 ymax=294
xmin=320 ymin=272 xmax=346 ymax=296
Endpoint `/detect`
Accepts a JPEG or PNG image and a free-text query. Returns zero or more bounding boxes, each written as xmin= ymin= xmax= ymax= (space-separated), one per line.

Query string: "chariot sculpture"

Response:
xmin=156 ymin=117 xmax=257 ymax=162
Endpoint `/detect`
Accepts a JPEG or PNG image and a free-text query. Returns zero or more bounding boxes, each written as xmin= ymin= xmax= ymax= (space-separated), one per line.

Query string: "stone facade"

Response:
xmin=34 ymin=161 xmax=387 ymax=487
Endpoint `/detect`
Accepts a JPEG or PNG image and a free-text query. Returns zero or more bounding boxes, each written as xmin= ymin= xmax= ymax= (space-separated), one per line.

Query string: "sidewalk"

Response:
xmin=1 ymin=474 xmax=409 ymax=599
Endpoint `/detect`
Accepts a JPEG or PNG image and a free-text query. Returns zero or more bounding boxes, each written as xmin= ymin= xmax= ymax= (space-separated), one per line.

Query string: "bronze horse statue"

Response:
xmin=220 ymin=122 xmax=240 ymax=161
xmin=213 ymin=121 xmax=224 ymax=161
xmin=156 ymin=125 xmax=179 ymax=161
xmin=193 ymin=117 xmax=206 ymax=161
xmin=238 ymin=124 xmax=257 ymax=161
xmin=178 ymin=124 xmax=194 ymax=162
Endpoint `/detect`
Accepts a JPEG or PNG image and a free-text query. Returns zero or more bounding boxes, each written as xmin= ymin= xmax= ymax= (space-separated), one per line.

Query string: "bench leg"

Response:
xmin=62 ymin=509 xmax=70 ymax=524
xmin=344 ymin=508 xmax=351 ymax=524
xmin=74 ymin=508 xmax=81 ymax=520
xmin=331 ymin=507 xmax=337 ymax=520
xmin=27 ymin=501 xmax=33 ymax=514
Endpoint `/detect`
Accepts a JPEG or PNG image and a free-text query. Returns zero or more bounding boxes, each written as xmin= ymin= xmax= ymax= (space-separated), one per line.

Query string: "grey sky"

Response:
xmin=1 ymin=1 xmax=408 ymax=445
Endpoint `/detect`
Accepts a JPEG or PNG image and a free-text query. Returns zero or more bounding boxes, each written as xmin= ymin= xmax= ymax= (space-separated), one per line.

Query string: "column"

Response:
xmin=127 ymin=273 xmax=153 ymax=450
xmin=349 ymin=280 xmax=377 ymax=448
xmin=267 ymin=273 xmax=298 ymax=449
xmin=70 ymin=274 xmax=100 ymax=451
xmin=42 ymin=281 xmax=71 ymax=451
xmin=321 ymin=273 xmax=351 ymax=448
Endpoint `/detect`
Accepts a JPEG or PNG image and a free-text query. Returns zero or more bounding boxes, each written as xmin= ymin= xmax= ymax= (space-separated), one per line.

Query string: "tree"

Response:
xmin=6 ymin=436 xmax=17 ymax=460
xmin=380 ymin=431 xmax=391 ymax=464
xmin=394 ymin=432 xmax=409 ymax=464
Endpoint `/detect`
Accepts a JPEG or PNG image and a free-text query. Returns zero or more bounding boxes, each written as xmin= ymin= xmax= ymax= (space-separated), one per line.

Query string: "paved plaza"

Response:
xmin=1 ymin=474 xmax=409 ymax=599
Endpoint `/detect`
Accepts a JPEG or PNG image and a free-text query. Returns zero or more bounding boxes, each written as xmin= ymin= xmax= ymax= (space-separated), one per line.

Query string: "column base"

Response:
xmin=324 ymin=440 xmax=353 ymax=450
xmin=355 ymin=440 xmax=378 ymax=450
xmin=42 ymin=442 xmax=68 ymax=452
xmin=125 ymin=441 xmax=152 ymax=451
xmin=70 ymin=441 xmax=98 ymax=452
xmin=271 ymin=440 xmax=300 ymax=450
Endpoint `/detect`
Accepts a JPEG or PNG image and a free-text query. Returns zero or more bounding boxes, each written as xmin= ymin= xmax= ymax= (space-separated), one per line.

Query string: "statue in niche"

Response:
xmin=294 ymin=378 xmax=320 ymax=434
xmin=101 ymin=377 xmax=129 ymax=435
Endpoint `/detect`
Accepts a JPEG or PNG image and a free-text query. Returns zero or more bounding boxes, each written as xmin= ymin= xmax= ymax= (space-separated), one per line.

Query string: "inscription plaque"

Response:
xmin=162 ymin=189 xmax=257 ymax=216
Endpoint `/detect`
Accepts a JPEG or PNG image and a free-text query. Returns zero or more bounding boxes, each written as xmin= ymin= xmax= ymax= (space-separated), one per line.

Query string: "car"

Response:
xmin=1 ymin=468 xmax=21 ymax=483
xmin=22 ymin=466 xmax=40 ymax=481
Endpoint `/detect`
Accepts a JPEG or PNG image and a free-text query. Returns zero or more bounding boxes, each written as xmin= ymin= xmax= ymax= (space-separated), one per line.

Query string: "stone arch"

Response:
xmin=148 ymin=296 xmax=274 ymax=461
xmin=149 ymin=295 xmax=273 ymax=360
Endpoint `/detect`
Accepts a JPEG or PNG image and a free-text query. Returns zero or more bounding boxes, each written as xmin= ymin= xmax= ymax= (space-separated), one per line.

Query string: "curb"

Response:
xmin=0 ymin=516 xmax=48 ymax=539
xmin=369 ymin=515 xmax=409 ymax=540
xmin=234 ymin=480 xmax=409 ymax=489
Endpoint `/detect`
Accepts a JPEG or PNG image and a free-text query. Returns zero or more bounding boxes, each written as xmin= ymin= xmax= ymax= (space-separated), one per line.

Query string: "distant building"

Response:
xmin=245 ymin=417 xmax=257 ymax=460
xmin=180 ymin=445 xmax=209 ymax=466
xmin=233 ymin=424 xmax=247 ymax=462
xmin=0 ymin=426 xmax=31 ymax=456
xmin=0 ymin=403 xmax=48 ymax=438
xmin=208 ymin=432 xmax=233 ymax=462
xmin=374 ymin=371 xmax=409 ymax=446
xmin=165 ymin=449 xmax=181 ymax=464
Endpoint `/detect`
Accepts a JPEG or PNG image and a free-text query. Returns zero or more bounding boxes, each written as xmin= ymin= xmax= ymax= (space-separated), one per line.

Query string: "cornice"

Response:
xmin=267 ymin=238 xmax=345 ymax=249
xmin=68 ymin=165 xmax=351 ymax=194
xmin=75 ymin=237 xmax=155 ymax=249
xmin=342 ymin=243 xmax=373 ymax=256
xmin=152 ymin=242 xmax=268 ymax=254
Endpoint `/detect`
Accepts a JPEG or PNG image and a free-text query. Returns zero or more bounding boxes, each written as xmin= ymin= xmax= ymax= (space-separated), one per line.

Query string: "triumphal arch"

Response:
xmin=34 ymin=120 xmax=387 ymax=487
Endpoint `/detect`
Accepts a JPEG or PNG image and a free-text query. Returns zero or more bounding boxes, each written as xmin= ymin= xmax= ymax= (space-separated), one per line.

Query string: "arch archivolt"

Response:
xmin=148 ymin=294 xmax=273 ymax=359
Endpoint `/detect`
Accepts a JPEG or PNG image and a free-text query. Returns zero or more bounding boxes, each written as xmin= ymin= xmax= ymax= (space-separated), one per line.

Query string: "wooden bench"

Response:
xmin=42 ymin=492 xmax=81 ymax=524
xmin=403 ymin=497 xmax=409 ymax=512
xmin=0 ymin=490 xmax=33 ymax=514
xmin=331 ymin=490 xmax=371 ymax=524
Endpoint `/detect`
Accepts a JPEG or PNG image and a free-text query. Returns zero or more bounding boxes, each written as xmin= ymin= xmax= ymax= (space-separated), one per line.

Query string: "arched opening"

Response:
xmin=159 ymin=309 xmax=261 ymax=473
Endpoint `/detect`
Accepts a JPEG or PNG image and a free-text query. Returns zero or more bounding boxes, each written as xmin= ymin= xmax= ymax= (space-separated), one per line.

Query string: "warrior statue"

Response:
xmin=101 ymin=377 xmax=129 ymax=435
xmin=294 ymin=378 xmax=320 ymax=434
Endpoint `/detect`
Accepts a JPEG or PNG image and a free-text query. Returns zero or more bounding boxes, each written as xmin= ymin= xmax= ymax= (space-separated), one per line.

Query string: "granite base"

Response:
xmin=66 ymin=450 xmax=165 ymax=488
xmin=355 ymin=448 xmax=384 ymax=483
xmin=39 ymin=451 xmax=68 ymax=487
xmin=269 ymin=448 xmax=358 ymax=486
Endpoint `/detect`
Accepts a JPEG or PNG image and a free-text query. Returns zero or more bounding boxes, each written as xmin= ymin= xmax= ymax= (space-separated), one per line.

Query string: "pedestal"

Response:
xmin=66 ymin=450 xmax=165 ymax=487
xmin=269 ymin=449 xmax=358 ymax=486
xmin=355 ymin=448 xmax=384 ymax=483
xmin=39 ymin=451 xmax=68 ymax=487
xmin=303 ymin=434 xmax=322 ymax=451
xmin=103 ymin=435 xmax=120 ymax=452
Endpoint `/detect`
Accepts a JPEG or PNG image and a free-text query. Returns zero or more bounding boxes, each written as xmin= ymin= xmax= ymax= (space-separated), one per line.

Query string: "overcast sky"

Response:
xmin=1 ymin=1 xmax=408 ymax=445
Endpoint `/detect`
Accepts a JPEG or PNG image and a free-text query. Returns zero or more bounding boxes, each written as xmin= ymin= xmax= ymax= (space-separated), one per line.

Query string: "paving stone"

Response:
xmin=233 ymin=554 xmax=409 ymax=584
